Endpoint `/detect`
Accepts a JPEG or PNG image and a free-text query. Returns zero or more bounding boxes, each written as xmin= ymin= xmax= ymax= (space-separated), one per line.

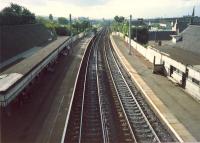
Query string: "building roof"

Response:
xmin=0 ymin=36 xmax=69 ymax=95
xmin=176 ymin=25 xmax=200 ymax=54
xmin=149 ymin=25 xmax=200 ymax=66
xmin=176 ymin=21 xmax=189 ymax=33
xmin=1 ymin=36 xmax=69 ymax=75
xmin=0 ymin=73 xmax=23 ymax=92
xmin=152 ymin=44 xmax=200 ymax=65
xmin=148 ymin=31 xmax=176 ymax=41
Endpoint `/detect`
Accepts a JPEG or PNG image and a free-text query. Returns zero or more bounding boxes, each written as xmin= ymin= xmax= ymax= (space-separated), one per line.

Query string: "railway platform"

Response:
xmin=111 ymin=35 xmax=199 ymax=142
xmin=0 ymin=36 xmax=69 ymax=106
xmin=1 ymin=36 xmax=93 ymax=143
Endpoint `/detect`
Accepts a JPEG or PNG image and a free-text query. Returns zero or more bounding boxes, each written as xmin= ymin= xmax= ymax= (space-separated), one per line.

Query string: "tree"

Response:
xmin=72 ymin=21 xmax=80 ymax=33
xmin=0 ymin=3 xmax=36 ymax=25
xmin=49 ymin=14 xmax=53 ymax=21
xmin=114 ymin=15 xmax=125 ymax=23
xmin=131 ymin=27 xmax=149 ymax=44
xmin=0 ymin=3 xmax=35 ymax=17
xmin=72 ymin=20 xmax=90 ymax=33
xmin=81 ymin=20 xmax=90 ymax=30
xmin=58 ymin=17 xmax=68 ymax=25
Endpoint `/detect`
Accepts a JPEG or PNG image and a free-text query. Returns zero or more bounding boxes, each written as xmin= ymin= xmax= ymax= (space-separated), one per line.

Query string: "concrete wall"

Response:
xmin=112 ymin=32 xmax=200 ymax=101
xmin=186 ymin=67 xmax=200 ymax=100
xmin=0 ymin=24 xmax=53 ymax=63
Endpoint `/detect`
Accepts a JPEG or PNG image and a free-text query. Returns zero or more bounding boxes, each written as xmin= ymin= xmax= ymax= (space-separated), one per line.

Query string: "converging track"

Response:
xmin=62 ymin=28 xmax=176 ymax=143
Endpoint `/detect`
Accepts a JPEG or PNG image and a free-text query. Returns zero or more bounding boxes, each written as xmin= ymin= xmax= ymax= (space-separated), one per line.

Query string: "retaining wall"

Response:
xmin=0 ymin=24 xmax=53 ymax=63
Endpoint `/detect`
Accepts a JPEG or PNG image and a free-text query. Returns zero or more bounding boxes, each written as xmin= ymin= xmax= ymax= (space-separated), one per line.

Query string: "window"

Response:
xmin=192 ymin=78 xmax=200 ymax=85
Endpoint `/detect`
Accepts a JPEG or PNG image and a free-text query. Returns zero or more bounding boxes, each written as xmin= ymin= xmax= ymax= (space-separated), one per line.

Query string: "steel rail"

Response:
xmin=60 ymin=35 xmax=94 ymax=143
xmin=103 ymin=30 xmax=137 ymax=143
xmin=79 ymin=30 xmax=105 ymax=143
xmin=63 ymin=32 xmax=101 ymax=143
xmin=105 ymin=32 xmax=161 ymax=143
xmin=96 ymin=29 xmax=110 ymax=143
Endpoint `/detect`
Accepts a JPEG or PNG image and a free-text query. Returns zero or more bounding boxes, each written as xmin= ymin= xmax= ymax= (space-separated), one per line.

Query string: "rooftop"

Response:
xmin=0 ymin=73 xmax=23 ymax=92
xmin=176 ymin=25 xmax=200 ymax=54
xmin=1 ymin=36 xmax=69 ymax=75
xmin=0 ymin=36 xmax=69 ymax=93
xmin=149 ymin=25 xmax=200 ymax=65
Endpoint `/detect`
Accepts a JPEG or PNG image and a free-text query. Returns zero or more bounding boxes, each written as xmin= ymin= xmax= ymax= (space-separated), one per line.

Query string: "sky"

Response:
xmin=0 ymin=0 xmax=199 ymax=19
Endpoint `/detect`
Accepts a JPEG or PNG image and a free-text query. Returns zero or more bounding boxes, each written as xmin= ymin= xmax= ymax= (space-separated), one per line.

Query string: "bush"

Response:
xmin=0 ymin=3 xmax=36 ymax=25
xmin=55 ymin=26 xmax=70 ymax=36
xmin=131 ymin=27 xmax=149 ymax=44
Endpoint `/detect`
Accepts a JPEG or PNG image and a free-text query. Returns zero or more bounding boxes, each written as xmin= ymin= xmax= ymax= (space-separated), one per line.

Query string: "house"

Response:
xmin=149 ymin=25 xmax=200 ymax=100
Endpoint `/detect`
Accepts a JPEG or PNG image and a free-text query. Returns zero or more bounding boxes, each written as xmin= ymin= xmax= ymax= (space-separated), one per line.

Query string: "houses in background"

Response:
xmin=113 ymin=18 xmax=200 ymax=101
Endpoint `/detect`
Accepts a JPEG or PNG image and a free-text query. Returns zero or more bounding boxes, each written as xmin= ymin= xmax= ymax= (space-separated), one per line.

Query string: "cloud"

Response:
xmin=49 ymin=0 xmax=109 ymax=6
xmin=0 ymin=0 xmax=199 ymax=18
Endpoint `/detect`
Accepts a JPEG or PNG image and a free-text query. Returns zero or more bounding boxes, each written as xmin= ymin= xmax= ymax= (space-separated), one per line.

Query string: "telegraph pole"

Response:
xmin=129 ymin=14 xmax=132 ymax=55
xmin=69 ymin=14 xmax=73 ymax=53
xmin=69 ymin=14 xmax=72 ymax=43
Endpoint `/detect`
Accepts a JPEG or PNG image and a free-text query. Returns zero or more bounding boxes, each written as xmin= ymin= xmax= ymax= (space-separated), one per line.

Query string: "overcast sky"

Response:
xmin=0 ymin=0 xmax=199 ymax=19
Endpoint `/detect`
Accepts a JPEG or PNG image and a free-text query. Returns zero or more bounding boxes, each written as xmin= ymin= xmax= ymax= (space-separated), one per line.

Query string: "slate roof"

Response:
xmin=148 ymin=31 xmax=176 ymax=41
xmin=149 ymin=25 xmax=200 ymax=65
xmin=176 ymin=21 xmax=189 ymax=33
xmin=1 ymin=36 xmax=69 ymax=75
xmin=176 ymin=25 xmax=200 ymax=54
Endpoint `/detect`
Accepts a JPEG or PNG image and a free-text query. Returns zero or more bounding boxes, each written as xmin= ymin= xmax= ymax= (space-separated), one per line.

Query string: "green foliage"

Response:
xmin=114 ymin=16 xmax=125 ymax=23
xmin=0 ymin=3 xmax=36 ymax=25
xmin=91 ymin=27 xmax=97 ymax=34
xmin=58 ymin=17 xmax=68 ymax=25
xmin=49 ymin=14 xmax=53 ymax=21
xmin=37 ymin=16 xmax=56 ymax=29
xmin=111 ymin=15 xmax=128 ymax=36
xmin=37 ymin=16 xmax=92 ymax=36
xmin=72 ymin=20 xmax=90 ymax=34
xmin=55 ymin=26 xmax=70 ymax=36
xmin=112 ymin=15 xmax=149 ymax=44
xmin=131 ymin=27 xmax=149 ymax=44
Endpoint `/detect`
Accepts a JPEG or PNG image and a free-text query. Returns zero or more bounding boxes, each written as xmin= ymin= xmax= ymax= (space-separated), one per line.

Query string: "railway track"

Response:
xmin=104 ymin=30 xmax=176 ymax=142
xmin=64 ymin=32 xmax=104 ymax=143
xmin=62 ymin=28 xmax=176 ymax=143
xmin=110 ymin=40 xmax=176 ymax=142
xmin=97 ymin=30 xmax=136 ymax=143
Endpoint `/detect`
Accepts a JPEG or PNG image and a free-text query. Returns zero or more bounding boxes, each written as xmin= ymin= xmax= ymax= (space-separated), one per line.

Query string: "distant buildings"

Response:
xmin=114 ymin=22 xmax=200 ymax=101
xmin=145 ymin=7 xmax=200 ymax=32
xmin=114 ymin=6 xmax=200 ymax=101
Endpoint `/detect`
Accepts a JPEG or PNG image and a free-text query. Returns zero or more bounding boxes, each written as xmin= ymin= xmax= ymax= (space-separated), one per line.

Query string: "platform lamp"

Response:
xmin=69 ymin=14 xmax=73 ymax=52
xmin=129 ymin=14 xmax=132 ymax=55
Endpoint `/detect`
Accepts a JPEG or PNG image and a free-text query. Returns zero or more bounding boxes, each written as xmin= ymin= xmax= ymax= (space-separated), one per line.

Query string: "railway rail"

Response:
xmin=110 ymin=39 xmax=176 ymax=142
xmin=62 ymin=28 xmax=176 ymax=143
xmin=104 ymin=30 xmax=176 ymax=142
xmin=64 ymin=31 xmax=104 ymax=143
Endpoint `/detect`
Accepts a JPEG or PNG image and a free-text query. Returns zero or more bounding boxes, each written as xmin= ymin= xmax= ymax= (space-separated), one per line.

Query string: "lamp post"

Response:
xmin=129 ymin=14 xmax=132 ymax=55
xmin=69 ymin=14 xmax=73 ymax=53
xmin=69 ymin=14 xmax=72 ymax=44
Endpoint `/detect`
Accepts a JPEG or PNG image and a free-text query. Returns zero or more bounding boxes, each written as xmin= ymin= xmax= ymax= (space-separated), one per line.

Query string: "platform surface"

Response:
xmin=111 ymin=35 xmax=200 ymax=141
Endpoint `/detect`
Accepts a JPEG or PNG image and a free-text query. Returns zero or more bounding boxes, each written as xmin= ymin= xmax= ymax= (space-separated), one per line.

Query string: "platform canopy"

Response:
xmin=0 ymin=73 xmax=23 ymax=92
